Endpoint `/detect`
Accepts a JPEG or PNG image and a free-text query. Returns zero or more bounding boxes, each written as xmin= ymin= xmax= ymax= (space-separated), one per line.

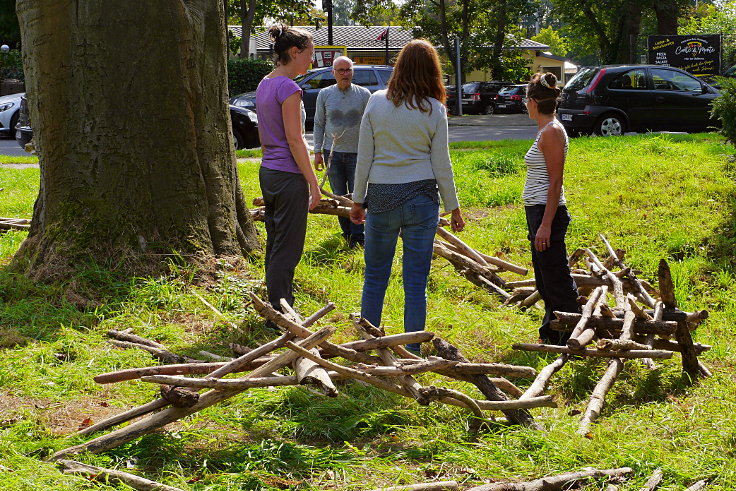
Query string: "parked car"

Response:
xmin=229 ymin=65 xmax=393 ymax=127
xmin=0 ymin=91 xmax=23 ymax=138
xmin=494 ymin=85 xmax=528 ymax=114
xmin=14 ymin=95 xmax=260 ymax=150
xmin=557 ymin=64 xmax=720 ymax=136
xmin=446 ymin=81 xmax=513 ymax=115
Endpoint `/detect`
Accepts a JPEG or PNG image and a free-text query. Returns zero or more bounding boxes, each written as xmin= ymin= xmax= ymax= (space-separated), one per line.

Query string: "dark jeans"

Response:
xmin=259 ymin=166 xmax=309 ymax=311
xmin=525 ymin=205 xmax=580 ymax=345
xmin=326 ymin=149 xmax=364 ymax=243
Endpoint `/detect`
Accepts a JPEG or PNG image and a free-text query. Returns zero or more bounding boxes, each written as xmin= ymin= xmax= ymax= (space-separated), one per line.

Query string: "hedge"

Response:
xmin=227 ymin=58 xmax=273 ymax=97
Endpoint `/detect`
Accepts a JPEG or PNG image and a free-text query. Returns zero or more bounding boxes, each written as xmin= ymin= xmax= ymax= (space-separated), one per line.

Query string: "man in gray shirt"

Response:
xmin=313 ymin=56 xmax=371 ymax=248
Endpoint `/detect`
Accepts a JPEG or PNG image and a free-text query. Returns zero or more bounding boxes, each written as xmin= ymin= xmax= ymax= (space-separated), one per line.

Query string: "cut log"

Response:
xmin=675 ymin=319 xmax=702 ymax=379
xmin=293 ymin=348 xmax=338 ymax=397
xmin=657 ymin=259 xmax=678 ymax=309
xmin=159 ymin=385 xmax=199 ymax=408
xmin=58 ymin=459 xmax=185 ymax=491
xmin=513 ymin=343 xmax=672 ymax=359
xmin=465 ymin=467 xmax=634 ymax=491
xmin=433 ymin=338 xmax=541 ymax=429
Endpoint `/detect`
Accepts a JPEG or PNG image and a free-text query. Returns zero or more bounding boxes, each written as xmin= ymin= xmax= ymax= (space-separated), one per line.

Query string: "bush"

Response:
xmin=712 ymin=77 xmax=736 ymax=148
xmin=0 ymin=49 xmax=24 ymax=81
xmin=227 ymin=58 xmax=273 ymax=97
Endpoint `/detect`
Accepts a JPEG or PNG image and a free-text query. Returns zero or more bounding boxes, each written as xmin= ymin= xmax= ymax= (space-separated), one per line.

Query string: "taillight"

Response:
xmin=586 ymin=69 xmax=607 ymax=93
xmin=495 ymin=94 xmax=501 ymax=100
xmin=511 ymin=94 xmax=521 ymax=101
xmin=471 ymin=92 xmax=480 ymax=101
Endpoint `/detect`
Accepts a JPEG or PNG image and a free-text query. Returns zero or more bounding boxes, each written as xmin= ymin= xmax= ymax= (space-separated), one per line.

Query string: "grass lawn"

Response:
xmin=1 ymin=133 xmax=735 ymax=490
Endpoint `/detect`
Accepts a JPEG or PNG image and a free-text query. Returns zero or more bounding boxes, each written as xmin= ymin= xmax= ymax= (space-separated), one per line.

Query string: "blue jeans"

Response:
xmin=361 ymin=193 xmax=439 ymax=353
xmin=326 ymin=150 xmax=364 ymax=242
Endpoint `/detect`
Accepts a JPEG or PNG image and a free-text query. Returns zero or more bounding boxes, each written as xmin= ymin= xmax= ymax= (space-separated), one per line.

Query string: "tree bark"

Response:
xmin=15 ymin=0 xmax=258 ymax=279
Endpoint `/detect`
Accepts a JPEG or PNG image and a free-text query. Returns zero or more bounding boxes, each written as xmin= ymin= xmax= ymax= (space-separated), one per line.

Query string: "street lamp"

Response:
xmin=0 ymin=45 xmax=9 ymax=54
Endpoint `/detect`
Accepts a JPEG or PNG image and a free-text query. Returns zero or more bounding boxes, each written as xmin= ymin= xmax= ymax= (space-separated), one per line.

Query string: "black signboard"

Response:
xmin=647 ymin=35 xmax=721 ymax=76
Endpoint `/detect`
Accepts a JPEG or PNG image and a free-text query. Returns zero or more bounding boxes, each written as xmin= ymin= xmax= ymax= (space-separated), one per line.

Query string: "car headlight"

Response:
xmin=234 ymin=99 xmax=255 ymax=108
xmin=0 ymin=102 xmax=14 ymax=112
xmin=246 ymin=109 xmax=258 ymax=124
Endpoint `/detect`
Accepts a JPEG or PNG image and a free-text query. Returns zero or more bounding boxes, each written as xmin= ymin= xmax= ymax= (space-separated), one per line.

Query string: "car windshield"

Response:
xmin=565 ymin=68 xmax=599 ymax=91
xmin=498 ymin=86 xmax=522 ymax=95
xmin=462 ymin=82 xmax=480 ymax=92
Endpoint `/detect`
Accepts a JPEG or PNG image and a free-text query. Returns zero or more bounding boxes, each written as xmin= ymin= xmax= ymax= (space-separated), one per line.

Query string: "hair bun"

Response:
xmin=541 ymin=73 xmax=557 ymax=89
xmin=268 ymin=25 xmax=284 ymax=42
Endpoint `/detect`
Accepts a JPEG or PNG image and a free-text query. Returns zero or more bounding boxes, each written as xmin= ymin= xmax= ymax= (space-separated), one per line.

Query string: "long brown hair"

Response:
xmin=387 ymin=39 xmax=446 ymax=114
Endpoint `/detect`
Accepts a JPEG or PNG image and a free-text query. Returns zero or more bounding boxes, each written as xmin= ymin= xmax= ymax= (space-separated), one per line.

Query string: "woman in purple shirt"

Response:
xmin=256 ymin=25 xmax=320 ymax=312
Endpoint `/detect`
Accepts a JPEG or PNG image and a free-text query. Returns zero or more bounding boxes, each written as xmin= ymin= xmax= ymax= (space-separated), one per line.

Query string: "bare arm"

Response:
xmin=282 ymin=92 xmax=321 ymax=210
xmin=535 ymin=125 xmax=566 ymax=252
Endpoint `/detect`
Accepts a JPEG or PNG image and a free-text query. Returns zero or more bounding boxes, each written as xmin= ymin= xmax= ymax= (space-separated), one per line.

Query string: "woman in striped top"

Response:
xmin=523 ymin=72 xmax=580 ymax=345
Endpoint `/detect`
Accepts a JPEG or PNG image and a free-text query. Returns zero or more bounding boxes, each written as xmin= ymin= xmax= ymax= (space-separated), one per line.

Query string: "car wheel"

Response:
xmin=482 ymin=104 xmax=494 ymax=115
xmin=595 ymin=113 xmax=625 ymax=136
xmin=232 ymin=128 xmax=245 ymax=150
xmin=9 ymin=111 xmax=19 ymax=136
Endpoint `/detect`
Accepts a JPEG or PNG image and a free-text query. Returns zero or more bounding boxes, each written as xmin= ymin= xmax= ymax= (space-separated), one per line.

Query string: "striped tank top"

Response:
xmin=523 ymin=120 xmax=568 ymax=206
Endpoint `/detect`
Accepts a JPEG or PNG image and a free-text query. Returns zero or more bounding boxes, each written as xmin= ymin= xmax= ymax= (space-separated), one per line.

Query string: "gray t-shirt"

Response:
xmin=313 ymin=83 xmax=371 ymax=154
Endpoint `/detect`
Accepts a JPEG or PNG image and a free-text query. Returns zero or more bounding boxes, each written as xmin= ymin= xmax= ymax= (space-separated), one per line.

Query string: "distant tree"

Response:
xmin=680 ymin=0 xmax=736 ymax=67
xmin=331 ymin=0 xmax=357 ymax=26
xmin=532 ymin=26 xmax=569 ymax=56
xmin=15 ymin=0 xmax=259 ymax=279
xmin=0 ymin=0 xmax=19 ymax=49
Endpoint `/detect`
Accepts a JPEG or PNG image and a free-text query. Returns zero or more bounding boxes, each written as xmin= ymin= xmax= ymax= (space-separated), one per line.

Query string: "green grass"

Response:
xmin=1 ymin=132 xmax=736 ymax=489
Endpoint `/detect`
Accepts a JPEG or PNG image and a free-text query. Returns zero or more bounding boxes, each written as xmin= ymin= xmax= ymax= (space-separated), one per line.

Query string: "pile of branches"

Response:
xmin=50 ymin=293 xmax=553 ymax=462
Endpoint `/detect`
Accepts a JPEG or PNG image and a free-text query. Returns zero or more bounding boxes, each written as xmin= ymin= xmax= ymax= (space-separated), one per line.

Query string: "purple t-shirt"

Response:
xmin=256 ymin=76 xmax=305 ymax=174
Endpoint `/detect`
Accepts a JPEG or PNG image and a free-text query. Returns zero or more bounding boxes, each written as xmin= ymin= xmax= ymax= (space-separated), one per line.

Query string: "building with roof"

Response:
xmin=229 ymin=25 xmax=576 ymax=83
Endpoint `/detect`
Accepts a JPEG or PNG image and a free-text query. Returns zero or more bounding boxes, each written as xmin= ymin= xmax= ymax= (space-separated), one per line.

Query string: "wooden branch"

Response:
xmin=58 ymin=459 xmax=185 ymax=491
xmin=293 ymin=347 xmax=338 ymax=397
xmin=303 ymin=302 xmax=336 ymax=327
xmin=585 ymin=249 xmax=625 ymax=308
xmin=520 ymin=290 xmax=542 ymax=308
xmin=368 ymin=481 xmax=459 ymax=491
xmin=75 ymin=399 xmax=169 ymax=437
xmin=552 ymin=312 xmax=678 ymax=336
xmin=251 ymin=294 xmax=382 ymax=364
xmin=520 ymin=355 xmax=568 ymax=400
xmin=433 ymin=241 xmax=509 ymax=299
xmin=140 ymin=374 xmax=303 ymax=389
xmin=640 ymin=467 xmax=663 ymax=490
xmin=192 ymin=291 xmax=242 ymax=332
xmin=108 ymin=340 xmax=201 ymax=364
xmin=567 ymin=286 xmax=606 ymax=350
xmin=419 ymin=385 xmax=485 ymax=422
xmin=513 ymin=343 xmax=672 ymax=359
xmin=684 ymin=480 xmax=707 ymax=491
xmin=341 ymin=331 xmax=435 ymax=352
xmin=476 ymin=252 xmax=528 ymax=275
xmin=657 ymin=259 xmax=678 ymax=309
xmin=675 ymin=319 xmax=702 ymax=379
xmin=107 ymin=329 xmax=164 ymax=348
xmin=433 ymin=338 xmax=541 ymax=429
xmin=197 ymin=351 xmax=232 ymax=362
xmin=596 ymin=339 xmax=651 ymax=351
xmin=93 ymin=359 xmax=273 ymax=384
xmin=354 ymin=358 xmax=459 ymax=376
xmin=50 ymin=327 xmax=336 ymax=460
xmin=436 ymin=226 xmax=489 ymax=267
xmin=465 ymin=467 xmax=634 ymax=491
xmin=599 ymin=234 xmax=656 ymax=308
xmin=280 ymin=298 xmax=304 ymax=324
xmin=439 ymin=362 xmax=537 ymax=379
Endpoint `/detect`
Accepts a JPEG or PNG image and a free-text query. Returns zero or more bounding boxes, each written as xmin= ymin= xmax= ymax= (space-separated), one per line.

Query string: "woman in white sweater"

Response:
xmin=349 ymin=39 xmax=464 ymax=355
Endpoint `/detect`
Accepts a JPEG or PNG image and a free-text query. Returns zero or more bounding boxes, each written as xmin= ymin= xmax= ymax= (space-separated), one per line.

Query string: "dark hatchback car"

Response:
xmin=446 ymin=81 xmax=513 ymax=115
xmin=15 ymin=96 xmax=260 ymax=150
xmin=557 ymin=64 xmax=720 ymax=136
xmin=230 ymin=65 xmax=393 ymax=127
xmin=494 ymin=85 xmax=528 ymax=114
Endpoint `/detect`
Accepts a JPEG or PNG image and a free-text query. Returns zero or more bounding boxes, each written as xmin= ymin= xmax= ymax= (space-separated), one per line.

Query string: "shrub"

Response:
xmin=0 ymin=49 xmax=24 ymax=81
xmin=711 ymin=77 xmax=736 ymax=148
xmin=227 ymin=58 xmax=273 ymax=97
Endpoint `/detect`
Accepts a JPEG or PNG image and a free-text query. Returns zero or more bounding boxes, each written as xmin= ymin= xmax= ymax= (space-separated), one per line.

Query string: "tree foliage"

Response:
xmin=680 ymin=0 xmax=736 ymax=67
xmin=532 ymin=26 xmax=569 ymax=57
xmin=0 ymin=0 xmax=20 ymax=49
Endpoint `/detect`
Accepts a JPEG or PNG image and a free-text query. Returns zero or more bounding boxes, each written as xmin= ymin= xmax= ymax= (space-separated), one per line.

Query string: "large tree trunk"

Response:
xmin=15 ymin=0 xmax=259 ymax=279
xmin=652 ymin=0 xmax=679 ymax=35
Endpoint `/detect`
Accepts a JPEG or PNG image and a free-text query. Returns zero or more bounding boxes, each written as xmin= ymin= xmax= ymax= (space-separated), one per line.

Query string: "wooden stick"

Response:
xmin=140 ymin=374 xmax=303 ymax=389
xmin=433 ymin=338 xmax=541 ymax=429
xmin=341 ymin=331 xmax=435 ymax=352
xmin=303 ymin=302 xmax=336 ymax=327
xmin=75 ymin=399 xmax=170 ymax=437
xmin=279 ymin=298 xmax=304 ymax=324
xmin=513 ymin=343 xmax=673 ymax=359
xmin=596 ymin=339 xmax=651 ymax=351
xmin=465 ymin=467 xmax=634 ymax=491
xmin=106 ymin=329 xmax=164 ymax=348
xmin=566 ymin=286 xmax=606 ymax=350
xmin=585 ymin=249 xmax=625 ymax=308
xmin=476 ymin=251 xmax=528 ymax=276
xmin=599 ymin=234 xmax=657 ymax=308
xmin=520 ymin=290 xmax=542 ymax=308
xmin=436 ymin=227 xmax=489 ymax=266
xmin=369 ymin=481 xmax=459 ymax=491
xmin=50 ymin=327 xmax=335 ymax=460
xmin=684 ymin=480 xmax=707 ymax=491
xmin=197 ymin=351 xmax=232 ymax=362
xmin=354 ymin=358 xmax=459 ymax=376
xmin=520 ymin=355 xmax=568 ymax=400
xmin=108 ymin=340 xmax=201 ymax=364
xmin=552 ymin=313 xmax=678 ymax=335
xmin=93 ymin=360 xmax=272 ymax=384
xmin=640 ymin=467 xmax=663 ymax=491
xmin=58 ymin=459 xmax=185 ymax=491
xmin=192 ymin=291 xmax=242 ymax=332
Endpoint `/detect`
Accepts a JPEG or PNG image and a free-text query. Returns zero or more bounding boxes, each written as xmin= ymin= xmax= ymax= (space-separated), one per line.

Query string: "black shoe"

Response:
xmin=349 ymin=238 xmax=364 ymax=249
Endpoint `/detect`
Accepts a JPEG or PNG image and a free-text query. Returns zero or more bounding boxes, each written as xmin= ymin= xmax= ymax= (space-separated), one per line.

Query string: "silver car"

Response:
xmin=0 ymin=91 xmax=22 ymax=137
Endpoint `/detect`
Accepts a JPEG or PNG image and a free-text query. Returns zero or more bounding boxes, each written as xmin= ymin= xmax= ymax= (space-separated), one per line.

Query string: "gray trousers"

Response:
xmin=259 ymin=166 xmax=309 ymax=310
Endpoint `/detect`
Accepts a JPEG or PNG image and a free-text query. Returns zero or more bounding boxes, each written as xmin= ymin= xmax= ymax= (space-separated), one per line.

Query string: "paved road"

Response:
xmin=0 ymin=113 xmax=538 ymax=158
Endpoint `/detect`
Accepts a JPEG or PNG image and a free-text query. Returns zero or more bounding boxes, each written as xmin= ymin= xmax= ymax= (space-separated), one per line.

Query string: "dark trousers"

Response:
xmin=259 ymin=166 xmax=309 ymax=310
xmin=326 ymin=149 xmax=364 ymax=243
xmin=525 ymin=205 xmax=580 ymax=345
